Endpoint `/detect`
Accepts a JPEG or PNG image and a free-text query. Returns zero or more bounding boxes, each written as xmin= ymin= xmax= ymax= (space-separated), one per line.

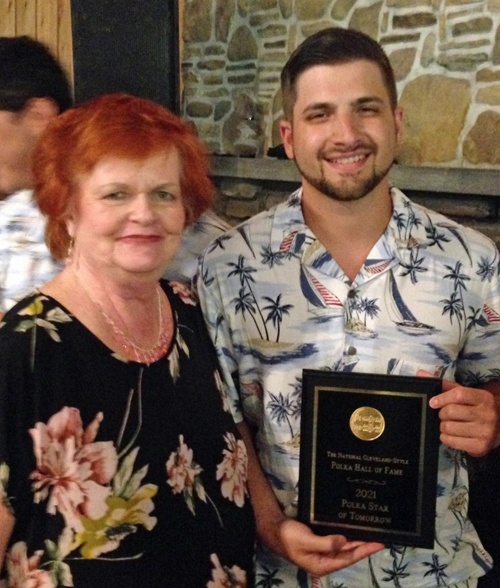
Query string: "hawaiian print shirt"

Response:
xmin=0 ymin=190 xmax=62 ymax=312
xmin=198 ymin=187 xmax=500 ymax=588
xmin=165 ymin=209 xmax=230 ymax=286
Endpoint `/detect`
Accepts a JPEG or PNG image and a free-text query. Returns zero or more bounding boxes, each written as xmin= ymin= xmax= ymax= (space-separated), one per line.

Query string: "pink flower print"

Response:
xmin=170 ymin=281 xmax=197 ymax=305
xmin=216 ymin=433 xmax=248 ymax=508
xmin=6 ymin=542 xmax=56 ymax=588
xmin=167 ymin=435 xmax=224 ymax=526
xmin=166 ymin=435 xmax=206 ymax=513
xmin=206 ymin=553 xmax=247 ymax=588
xmin=29 ymin=407 xmax=118 ymax=532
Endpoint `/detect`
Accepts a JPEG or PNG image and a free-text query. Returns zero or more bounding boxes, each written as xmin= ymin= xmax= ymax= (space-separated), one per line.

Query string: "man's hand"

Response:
xmin=236 ymin=420 xmax=384 ymax=576
xmin=420 ymin=371 xmax=500 ymax=456
xmin=272 ymin=518 xmax=384 ymax=576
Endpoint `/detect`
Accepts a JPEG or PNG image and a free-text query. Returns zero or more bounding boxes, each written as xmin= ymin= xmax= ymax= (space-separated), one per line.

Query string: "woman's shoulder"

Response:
xmin=0 ymin=291 xmax=74 ymax=351
xmin=161 ymin=279 xmax=201 ymax=314
xmin=160 ymin=279 xmax=214 ymax=353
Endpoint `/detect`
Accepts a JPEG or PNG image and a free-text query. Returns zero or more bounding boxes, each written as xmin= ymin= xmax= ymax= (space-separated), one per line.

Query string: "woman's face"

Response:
xmin=67 ymin=149 xmax=186 ymax=280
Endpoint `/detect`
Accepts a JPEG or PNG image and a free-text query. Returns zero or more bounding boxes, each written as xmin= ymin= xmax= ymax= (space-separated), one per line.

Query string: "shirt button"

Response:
xmin=347 ymin=346 xmax=357 ymax=355
xmin=347 ymin=289 xmax=356 ymax=298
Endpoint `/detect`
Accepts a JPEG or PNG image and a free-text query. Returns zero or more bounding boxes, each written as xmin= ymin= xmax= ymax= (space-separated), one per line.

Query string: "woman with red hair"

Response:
xmin=0 ymin=94 xmax=254 ymax=587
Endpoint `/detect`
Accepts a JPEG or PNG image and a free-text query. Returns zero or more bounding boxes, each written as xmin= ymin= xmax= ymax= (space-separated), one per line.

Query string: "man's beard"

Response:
xmin=295 ymin=153 xmax=394 ymax=203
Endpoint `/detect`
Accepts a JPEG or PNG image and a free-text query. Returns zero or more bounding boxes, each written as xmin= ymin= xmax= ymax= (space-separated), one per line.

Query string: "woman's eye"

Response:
xmin=104 ymin=191 xmax=126 ymax=200
xmin=154 ymin=190 xmax=175 ymax=201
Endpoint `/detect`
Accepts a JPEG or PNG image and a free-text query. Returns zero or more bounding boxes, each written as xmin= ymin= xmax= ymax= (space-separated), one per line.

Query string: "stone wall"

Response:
xmin=182 ymin=0 xmax=500 ymax=167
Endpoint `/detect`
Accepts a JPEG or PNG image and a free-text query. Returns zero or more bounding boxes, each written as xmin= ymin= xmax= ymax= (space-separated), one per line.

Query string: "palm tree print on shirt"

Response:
xmin=229 ymin=255 xmax=294 ymax=342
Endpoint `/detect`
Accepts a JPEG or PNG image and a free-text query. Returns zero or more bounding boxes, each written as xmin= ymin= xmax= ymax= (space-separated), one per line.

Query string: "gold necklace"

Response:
xmin=73 ymin=268 xmax=167 ymax=363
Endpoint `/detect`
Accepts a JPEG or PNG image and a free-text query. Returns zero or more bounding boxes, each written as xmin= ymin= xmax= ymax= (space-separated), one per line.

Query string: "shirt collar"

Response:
xmin=269 ymin=186 xmax=428 ymax=275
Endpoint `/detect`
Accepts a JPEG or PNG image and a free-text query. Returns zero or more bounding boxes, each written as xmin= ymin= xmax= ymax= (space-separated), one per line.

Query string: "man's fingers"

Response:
xmin=440 ymin=432 xmax=491 ymax=456
xmin=438 ymin=402 xmax=492 ymax=423
xmin=304 ymin=533 xmax=347 ymax=554
xmin=306 ymin=542 xmax=385 ymax=576
xmin=430 ymin=385 xmax=494 ymax=409
xmin=339 ymin=540 xmax=366 ymax=551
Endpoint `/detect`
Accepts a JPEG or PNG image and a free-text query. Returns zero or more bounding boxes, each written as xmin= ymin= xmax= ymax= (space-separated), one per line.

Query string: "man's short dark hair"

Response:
xmin=281 ymin=27 xmax=397 ymax=119
xmin=0 ymin=35 xmax=72 ymax=113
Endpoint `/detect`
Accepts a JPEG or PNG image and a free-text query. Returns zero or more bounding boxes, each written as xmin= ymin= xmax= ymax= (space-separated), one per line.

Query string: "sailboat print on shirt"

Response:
xmin=300 ymin=266 xmax=344 ymax=317
xmin=386 ymin=270 xmax=436 ymax=335
xmin=483 ymin=304 xmax=500 ymax=324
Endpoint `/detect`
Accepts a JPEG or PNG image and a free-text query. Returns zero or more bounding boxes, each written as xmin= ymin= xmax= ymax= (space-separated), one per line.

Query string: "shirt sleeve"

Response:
xmin=1 ymin=251 xmax=62 ymax=313
xmin=196 ymin=260 xmax=244 ymax=424
xmin=164 ymin=211 xmax=230 ymax=286
xmin=455 ymin=244 xmax=500 ymax=387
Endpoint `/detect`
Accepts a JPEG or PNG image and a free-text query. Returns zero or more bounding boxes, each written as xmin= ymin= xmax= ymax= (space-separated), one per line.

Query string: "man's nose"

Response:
xmin=332 ymin=111 xmax=359 ymax=144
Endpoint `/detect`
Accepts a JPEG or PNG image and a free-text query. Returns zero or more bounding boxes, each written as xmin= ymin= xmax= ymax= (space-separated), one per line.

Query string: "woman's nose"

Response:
xmin=130 ymin=193 xmax=155 ymax=223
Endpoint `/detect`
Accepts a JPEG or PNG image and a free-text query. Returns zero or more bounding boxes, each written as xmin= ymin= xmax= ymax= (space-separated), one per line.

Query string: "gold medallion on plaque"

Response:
xmin=350 ymin=406 xmax=385 ymax=441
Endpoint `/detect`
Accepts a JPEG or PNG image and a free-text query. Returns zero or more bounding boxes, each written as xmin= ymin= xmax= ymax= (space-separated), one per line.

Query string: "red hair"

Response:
xmin=33 ymin=93 xmax=214 ymax=260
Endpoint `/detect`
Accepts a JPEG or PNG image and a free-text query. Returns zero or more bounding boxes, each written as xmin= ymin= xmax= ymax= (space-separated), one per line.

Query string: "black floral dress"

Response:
xmin=0 ymin=281 xmax=255 ymax=588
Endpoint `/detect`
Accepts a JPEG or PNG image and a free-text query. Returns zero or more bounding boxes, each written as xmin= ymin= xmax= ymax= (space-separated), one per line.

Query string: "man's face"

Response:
xmin=280 ymin=60 xmax=403 ymax=204
xmin=0 ymin=109 xmax=37 ymax=197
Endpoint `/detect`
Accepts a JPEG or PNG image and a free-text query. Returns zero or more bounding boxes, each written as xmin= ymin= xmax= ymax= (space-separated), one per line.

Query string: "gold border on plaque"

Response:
xmin=309 ymin=385 xmax=428 ymax=537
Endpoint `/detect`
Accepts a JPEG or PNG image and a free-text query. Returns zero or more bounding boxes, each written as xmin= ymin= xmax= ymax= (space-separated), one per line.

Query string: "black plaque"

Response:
xmin=298 ymin=370 xmax=441 ymax=548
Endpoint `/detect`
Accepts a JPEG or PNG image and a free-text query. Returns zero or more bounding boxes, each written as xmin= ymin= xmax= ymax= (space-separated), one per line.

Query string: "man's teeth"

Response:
xmin=330 ymin=154 xmax=366 ymax=164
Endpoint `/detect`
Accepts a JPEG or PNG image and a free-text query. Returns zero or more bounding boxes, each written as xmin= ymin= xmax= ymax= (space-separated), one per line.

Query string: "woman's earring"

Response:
xmin=66 ymin=237 xmax=74 ymax=262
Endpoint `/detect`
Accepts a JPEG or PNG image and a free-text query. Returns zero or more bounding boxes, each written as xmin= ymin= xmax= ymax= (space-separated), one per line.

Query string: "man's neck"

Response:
xmin=301 ymin=180 xmax=393 ymax=281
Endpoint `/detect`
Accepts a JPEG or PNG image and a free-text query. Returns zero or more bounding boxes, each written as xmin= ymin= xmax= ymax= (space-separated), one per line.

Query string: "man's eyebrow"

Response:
xmin=301 ymin=96 xmax=385 ymax=114
xmin=301 ymin=102 xmax=334 ymax=114
xmin=355 ymin=96 xmax=385 ymax=105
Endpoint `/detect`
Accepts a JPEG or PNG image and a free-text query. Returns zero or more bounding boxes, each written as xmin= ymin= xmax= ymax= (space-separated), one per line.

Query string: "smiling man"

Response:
xmin=198 ymin=28 xmax=500 ymax=588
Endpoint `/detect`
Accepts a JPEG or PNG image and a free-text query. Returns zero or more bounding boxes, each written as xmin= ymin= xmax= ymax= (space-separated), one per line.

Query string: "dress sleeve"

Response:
xmin=455 ymin=244 xmax=500 ymax=387
xmin=196 ymin=263 xmax=244 ymax=424
xmin=0 ymin=317 xmax=36 ymax=518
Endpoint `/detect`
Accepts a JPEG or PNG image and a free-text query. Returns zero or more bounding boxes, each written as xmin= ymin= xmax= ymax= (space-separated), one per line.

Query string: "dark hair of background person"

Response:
xmin=0 ymin=35 xmax=73 ymax=113
xmin=33 ymin=93 xmax=214 ymax=261
xmin=281 ymin=27 xmax=398 ymax=120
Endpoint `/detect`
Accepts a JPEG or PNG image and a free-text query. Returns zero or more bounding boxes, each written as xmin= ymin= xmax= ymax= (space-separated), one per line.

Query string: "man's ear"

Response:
xmin=279 ymin=118 xmax=295 ymax=160
xmin=21 ymin=97 xmax=59 ymax=137
xmin=394 ymin=106 xmax=404 ymax=146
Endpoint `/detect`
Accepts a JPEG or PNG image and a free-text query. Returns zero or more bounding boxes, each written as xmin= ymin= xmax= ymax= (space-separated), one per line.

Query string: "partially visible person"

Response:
xmin=0 ymin=93 xmax=255 ymax=587
xmin=0 ymin=36 xmax=229 ymax=314
xmin=198 ymin=27 xmax=500 ymax=588
xmin=0 ymin=35 xmax=71 ymax=312
xmin=166 ymin=209 xmax=230 ymax=285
